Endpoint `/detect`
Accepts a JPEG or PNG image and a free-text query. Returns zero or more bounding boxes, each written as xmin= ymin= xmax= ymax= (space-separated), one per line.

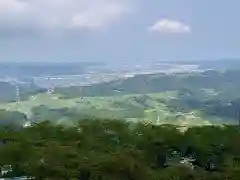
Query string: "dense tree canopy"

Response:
xmin=0 ymin=119 xmax=240 ymax=179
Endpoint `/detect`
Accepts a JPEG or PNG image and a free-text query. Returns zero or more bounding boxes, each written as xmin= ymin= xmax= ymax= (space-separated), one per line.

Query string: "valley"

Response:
xmin=1 ymin=62 xmax=240 ymax=128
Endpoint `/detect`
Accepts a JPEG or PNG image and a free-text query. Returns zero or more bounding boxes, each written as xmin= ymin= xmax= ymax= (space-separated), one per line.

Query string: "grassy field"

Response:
xmin=0 ymin=92 xmax=176 ymax=111
xmin=0 ymin=91 xmax=212 ymax=127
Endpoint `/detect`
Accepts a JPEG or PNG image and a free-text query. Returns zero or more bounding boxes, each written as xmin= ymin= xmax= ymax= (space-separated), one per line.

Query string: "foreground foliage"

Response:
xmin=0 ymin=119 xmax=240 ymax=180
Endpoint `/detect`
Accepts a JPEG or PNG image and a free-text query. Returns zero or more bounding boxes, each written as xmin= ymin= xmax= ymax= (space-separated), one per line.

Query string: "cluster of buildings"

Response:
xmin=30 ymin=62 xmax=201 ymax=89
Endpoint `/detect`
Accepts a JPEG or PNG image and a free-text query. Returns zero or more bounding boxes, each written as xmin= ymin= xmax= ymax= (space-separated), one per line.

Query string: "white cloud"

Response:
xmin=0 ymin=0 xmax=132 ymax=32
xmin=149 ymin=19 xmax=191 ymax=34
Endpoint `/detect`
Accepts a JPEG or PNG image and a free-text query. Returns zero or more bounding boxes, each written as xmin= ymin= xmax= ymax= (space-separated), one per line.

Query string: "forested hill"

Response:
xmin=0 ymin=120 xmax=240 ymax=179
xmin=55 ymin=70 xmax=240 ymax=98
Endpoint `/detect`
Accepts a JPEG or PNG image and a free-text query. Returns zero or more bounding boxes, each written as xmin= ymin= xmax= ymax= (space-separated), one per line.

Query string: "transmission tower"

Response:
xmin=156 ymin=115 xmax=160 ymax=125
xmin=6 ymin=82 xmax=36 ymax=127
xmin=15 ymin=85 xmax=20 ymax=104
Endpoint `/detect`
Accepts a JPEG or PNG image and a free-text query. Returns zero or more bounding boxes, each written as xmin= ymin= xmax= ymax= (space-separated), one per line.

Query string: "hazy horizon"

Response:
xmin=0 ymin=58 xmax=239 ymax=64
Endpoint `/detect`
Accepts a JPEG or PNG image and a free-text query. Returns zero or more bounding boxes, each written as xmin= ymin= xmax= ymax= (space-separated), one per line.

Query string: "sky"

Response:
xmin=0 ymin=0 xmax=239 ymax=63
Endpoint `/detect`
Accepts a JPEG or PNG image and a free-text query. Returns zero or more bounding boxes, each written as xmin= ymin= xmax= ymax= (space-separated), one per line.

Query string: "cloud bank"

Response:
xmin=0 ymin=0 xmax=132 ymax=32
xmin=149 ymin=19 xmax=191 ymax=34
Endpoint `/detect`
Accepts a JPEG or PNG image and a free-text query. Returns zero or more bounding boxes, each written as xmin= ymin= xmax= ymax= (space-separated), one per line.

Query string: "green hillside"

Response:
xmin=1 ymin=70 xmax=240 ymax=126
xmin=55 ymin=70 xmax=240 ymax=98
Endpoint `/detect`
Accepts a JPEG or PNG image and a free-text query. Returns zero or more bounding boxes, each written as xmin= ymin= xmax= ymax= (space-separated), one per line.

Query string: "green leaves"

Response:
xmin=0 ymin=120 xmax=240 ymax=179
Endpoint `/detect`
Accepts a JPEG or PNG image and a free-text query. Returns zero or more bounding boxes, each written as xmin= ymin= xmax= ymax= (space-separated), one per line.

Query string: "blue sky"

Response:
xmin=0 ymin=0 xmax=239 ymax=62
